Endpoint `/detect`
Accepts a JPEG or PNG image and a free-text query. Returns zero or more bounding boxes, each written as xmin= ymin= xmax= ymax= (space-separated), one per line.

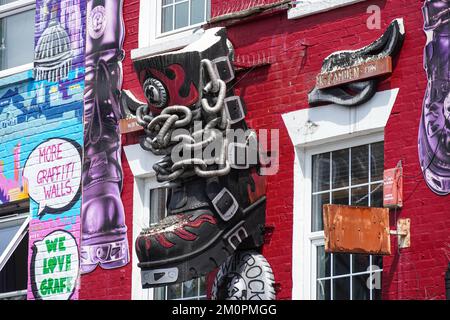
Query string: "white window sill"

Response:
xmin=0 ymin=0 xmax=35 ymax=16
xmin=288 ymin=0 xmax=367 ymax=20
xmin=131 ymin=32 xmax=204 ymax=61
xmin=0 ymin=63 xmax=33 ymax=82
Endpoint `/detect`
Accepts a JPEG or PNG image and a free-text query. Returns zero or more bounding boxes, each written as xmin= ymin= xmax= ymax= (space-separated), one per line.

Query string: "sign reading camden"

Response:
xmin=316 ymin=56 xmax=393 ymax=89
xmin=31 ymin=230 xmax=79 ymax=300
xmin=24 ymin=138 xmax=81 ymax=216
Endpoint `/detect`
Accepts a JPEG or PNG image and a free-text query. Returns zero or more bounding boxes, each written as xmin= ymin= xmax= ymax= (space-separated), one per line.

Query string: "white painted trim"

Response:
xmin=288 ymin=0 xmax=367 ymax=20
xmin=0 ymin=0 xmax=34 ymax=18
xmin=0 ymin=63 xmax=33 ymax=80
xmin=282 ymin=89 xmax=399 ymax=148
xmin=126 ymin=143 xmax=164 ymax=300
xmin=135 ymin=0 xmax=208 ymax=58
xmin=132 ymin=32 xmax=204 ymax=61
xmin=123 ymin=144 xmax=164 ymax=178
xmin=0 ymin=289 xmax=27 ymax=299
xmin=283 ymin=89 xmax=398 ymax=300
xmin=0 ymin=214 xmax=29 ymax=272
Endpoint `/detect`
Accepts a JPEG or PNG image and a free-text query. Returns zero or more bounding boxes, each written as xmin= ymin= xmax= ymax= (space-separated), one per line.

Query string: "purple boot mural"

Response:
xmin=81 ymin=0 xmax=129 ymax=273
xmin=418 ymin=1 xmax=450 ymax=195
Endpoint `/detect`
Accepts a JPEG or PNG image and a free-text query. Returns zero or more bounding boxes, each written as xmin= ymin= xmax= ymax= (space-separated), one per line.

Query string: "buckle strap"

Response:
xmin=211 ymin=188 xmax=239 ymax=222
xmin=80 ymin=239 xmax=128 ymax=265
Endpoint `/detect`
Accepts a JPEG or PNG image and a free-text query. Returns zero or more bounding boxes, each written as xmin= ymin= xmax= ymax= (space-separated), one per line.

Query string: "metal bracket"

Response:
xmin=389 ymin=218 xmax=410 ymax=249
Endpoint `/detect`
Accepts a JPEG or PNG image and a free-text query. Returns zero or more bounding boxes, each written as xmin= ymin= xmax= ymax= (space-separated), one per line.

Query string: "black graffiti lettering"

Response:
xmin=245 ymin=265 xmax=262 ymax=279
xmin=248 ymin=279 xmax=264 ymax=292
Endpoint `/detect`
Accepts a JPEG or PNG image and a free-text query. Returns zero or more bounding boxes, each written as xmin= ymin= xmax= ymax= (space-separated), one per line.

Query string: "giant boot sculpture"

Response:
xmin=132 ymin=28 xmax=267 ymax=287
xmin=418 ymin=0 xmax=450 ymax=195
xmin=81 ymin=0 xmax=129 ymax=273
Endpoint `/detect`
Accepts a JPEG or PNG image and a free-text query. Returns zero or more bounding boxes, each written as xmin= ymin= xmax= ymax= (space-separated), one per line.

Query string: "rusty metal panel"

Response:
xmin=323 ymin=204 xmax=391 ymax=255
xmin=119 ymin=118 xmax=142 ymax=134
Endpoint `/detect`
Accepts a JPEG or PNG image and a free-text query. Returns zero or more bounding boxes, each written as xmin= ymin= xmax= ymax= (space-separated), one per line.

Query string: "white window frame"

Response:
xmin=134 ymin=0 xmax=210 ymax=60
xmin=288 ymin=0 xmax=367 ymax=20
xmin=0 ymin=0 xmax=35 ymax=78
xmin=0 ymin=212 xmax=29 ymax=271
xmin=282 ymin=89 xmax=399 ymax=299
xmin=301 ymin=133 xmax=384 ymax=300
xmin=131 ymin=172 xmax=207 ymax=300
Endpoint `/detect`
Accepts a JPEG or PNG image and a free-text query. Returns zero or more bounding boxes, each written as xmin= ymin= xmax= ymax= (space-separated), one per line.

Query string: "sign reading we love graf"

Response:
xmin=30 ymin=230 xmax=80 ymax=300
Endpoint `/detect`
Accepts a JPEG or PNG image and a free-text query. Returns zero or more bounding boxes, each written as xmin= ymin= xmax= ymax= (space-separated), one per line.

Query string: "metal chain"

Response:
xmin=136 ymin=58 xmax=232 ymax=182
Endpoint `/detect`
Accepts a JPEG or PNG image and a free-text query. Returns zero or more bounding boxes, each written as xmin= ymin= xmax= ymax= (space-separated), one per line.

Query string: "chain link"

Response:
xmin=136 ymin=58 xmax=233 ymax=182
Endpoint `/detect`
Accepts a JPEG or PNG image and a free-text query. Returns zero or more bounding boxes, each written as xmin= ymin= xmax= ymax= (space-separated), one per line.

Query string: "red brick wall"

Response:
xmin=78 ymin=0 xmax=140 ymax=300
xmin=82 ymin=0 xmax=450 ymax=300
xmin=210 ymin=0 xmax=449 ymax=300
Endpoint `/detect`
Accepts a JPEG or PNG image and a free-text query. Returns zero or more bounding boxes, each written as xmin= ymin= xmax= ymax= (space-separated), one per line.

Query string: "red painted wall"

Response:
xmin=81 ymin=0 xmax=450 ymax=300
xmin=209 ymin=0 xmax=449 ymax=300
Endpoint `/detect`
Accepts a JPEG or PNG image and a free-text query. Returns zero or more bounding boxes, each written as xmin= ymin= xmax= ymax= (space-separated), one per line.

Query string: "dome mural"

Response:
xmin=34 ymin=19 xmax=73 ymax=82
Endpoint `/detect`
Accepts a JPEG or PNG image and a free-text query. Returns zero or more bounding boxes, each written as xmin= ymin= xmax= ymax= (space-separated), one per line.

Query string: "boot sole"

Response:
xmin=139 ymin=197 xmax=266 ymax=288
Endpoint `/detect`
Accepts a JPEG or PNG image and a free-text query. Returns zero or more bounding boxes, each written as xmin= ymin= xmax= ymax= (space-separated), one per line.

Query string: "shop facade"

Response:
xmin=0 ymin=0 xmax=449 ymax=300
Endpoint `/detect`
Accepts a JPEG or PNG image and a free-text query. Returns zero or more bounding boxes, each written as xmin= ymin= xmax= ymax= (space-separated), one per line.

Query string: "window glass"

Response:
xmin=160 ymin=0 xmax=209 ymax=35
xmin=312 ymin=142 xmax=384 ymax=300
xmin=0 ymin=233 xmax=28 ymax=297
xmin=0 ymin=7 xmax=35 ymax=71
xmin=0 ymin=215 xmax=27 ymax=257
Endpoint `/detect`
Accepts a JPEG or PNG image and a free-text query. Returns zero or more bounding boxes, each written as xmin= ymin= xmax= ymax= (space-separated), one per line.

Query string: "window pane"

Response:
xmin=190 ymin=0 xmax=205 ymax=25
xmin=371 ymin=142 xmax=384 ymax=182
xmin=372 ymin=255 xmax=383 ymax=270
xmin=352 ymin=274 xmax=370 ymax=300
xmin=0 ymin=9 xmax=35 ymax=71
xmin=370 ymin=183 xmax=383 ymax=207
xmin=352 ymin=254 xmax=370 ymax=273
xmin=162 ymin=6 xmax=173 ymax=33
xmin=150 ymin=188 xmax=167 ymax=225
xmin=316 ymin=245 xmax=331 ymax=278
xmin=167 ymin=282 xmax=182 ymax=299
xmin=333 ymin=277 xmax=350 ymax=300
xmin=312 ymin=193 xmax=329 ymax=232
xmin=312 ymin=153 xmax=330 ymax=192
xmin=199 ymin=276 xmax=206 ymax=293
xmin=0 ymin=233 xmax=28 ymax=294
xmin=333 ymin=253 xmax=350 ymax=276
xmin=153 ymin=287 xmax=166 ymax=300
xmin=332 ymin=189 xmax=348 ymax=206
xmin=351 ymin=145 xmax=369 ymax=185
xmin=174 ymin=2 xmax=189 ymax=29
xmin=331 ymin=149 xmax=349 ymax=189
xmin=0 ymin=217 xmax=27 ymax=257
xmin=317 ymin=279 xmax=330 ymax=300
xmin=162 ymin=0 xmax=173 ymax=5
xmin=351 ymin=185 xmax=369 ymax=207
xmin=206 ymin=0 xmax=210 ymax=20
xmin=183 ymin=279 xmax=198 ymax=298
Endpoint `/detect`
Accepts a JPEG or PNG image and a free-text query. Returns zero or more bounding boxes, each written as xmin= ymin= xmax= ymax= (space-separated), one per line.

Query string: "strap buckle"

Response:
xmin=212 ymin=56 xmax=235 ymax=83
xmin=212 ymin=188 xmax=239 ymax=221
xmin=224 ymin=96 xmax=246 ymax=124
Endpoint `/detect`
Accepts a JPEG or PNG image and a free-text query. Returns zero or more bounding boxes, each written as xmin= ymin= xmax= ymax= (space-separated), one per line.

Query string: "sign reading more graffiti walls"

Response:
xmin=24 ymin=139 xmax=82 ymax=217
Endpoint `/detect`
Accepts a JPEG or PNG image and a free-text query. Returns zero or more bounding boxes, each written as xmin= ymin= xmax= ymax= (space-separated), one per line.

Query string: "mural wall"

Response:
xmin=418 ymin=0 xmax=450 ymax=196
xmin=25 ymin=0 xmax=86 ymax=300
xmin=81 ymin=0 xmax=129 ymax=274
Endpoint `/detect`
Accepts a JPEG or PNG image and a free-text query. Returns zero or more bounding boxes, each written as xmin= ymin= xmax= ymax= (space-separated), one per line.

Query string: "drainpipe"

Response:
xmin=446 ymin=262 xmax=450 ymax=300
